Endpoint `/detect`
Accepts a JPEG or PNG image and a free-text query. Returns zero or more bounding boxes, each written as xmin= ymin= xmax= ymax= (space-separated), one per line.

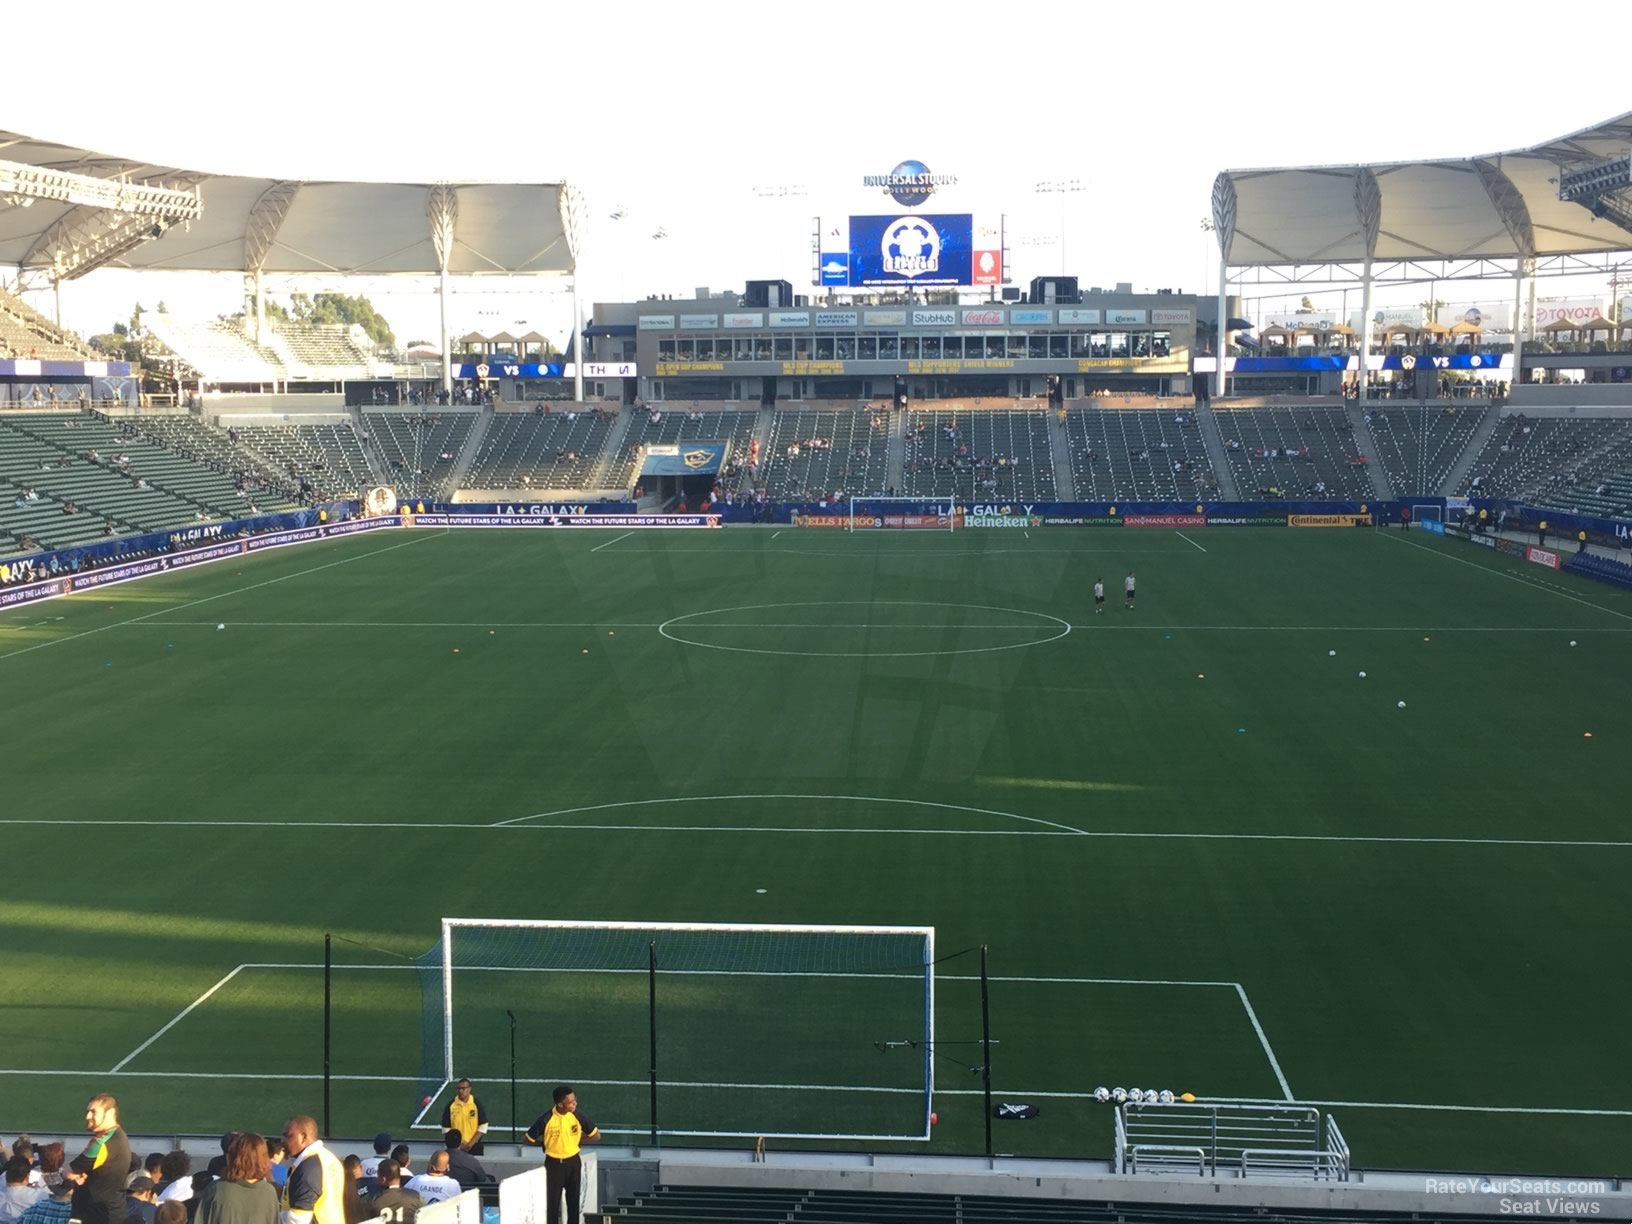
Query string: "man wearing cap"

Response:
xmin=123 ymin=1177 xmax=157 ymax=1224
xmin=440 ymin=1081 xmax=488 ymax=1156
xmin=63 ymin=1095 xmax=130 ymax=1224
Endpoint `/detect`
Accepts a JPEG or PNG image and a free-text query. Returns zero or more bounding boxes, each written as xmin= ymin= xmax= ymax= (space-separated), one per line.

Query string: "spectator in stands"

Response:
xmin=387 ymin=1149 xmax=410 ymax=1184
xmin=358 ymin=1138 xmax=390 ymax=1189
xmin=261 ymin=1143 xmax=285 ymax=1194
xmin=124 ymin=1178 xmax=157 ymax=1224
xmin=337 ymin=1159 xmax=368 ymax=1224
xmin=2 ymin=1157 xmax=44 ymax=1222
xmin=64 ymin=1095 xmax=130 ymax=1224
xmin=13 ymin=1178 xmax=70 ymax=1224
xmin=35 ymin=1147 xmax=63 ymax=1192
xmin=402 ymin=1156 xmax=457 ymax=1207
xmin=366 ymin=1163 xmax=418 ymax=1224
xmin=154 ymin=1202 xmax=185 ymax=1224
xmin=142 ymin=1158 xmax=165 ymax=1187
xmin=439 ymin=1134 xmax=488 ymax=1192
xmin=153 ymin=1154 xmax=191 ymax=1205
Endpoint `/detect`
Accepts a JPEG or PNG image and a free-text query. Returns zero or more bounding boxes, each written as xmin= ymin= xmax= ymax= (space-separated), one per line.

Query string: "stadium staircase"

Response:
xmin=1441 ymin=407 xmax=1502 ymax=495
xmin=583 ymin=406 xmax=636 ymax=492
xmin=1046 ymin=409 xmax=1078 ymax=499
xmin=442 ymin=404 xmax=493 ymax=494
xmin=1349 ymin=401 xmax=1396 ymax=499
xmin=752 ymin=405 xmax=777 ymax=491
xmin=885 ymin=409 xmax=906 ymax=493
xmin=1196 ymin=407 xmax=1240 ymax=500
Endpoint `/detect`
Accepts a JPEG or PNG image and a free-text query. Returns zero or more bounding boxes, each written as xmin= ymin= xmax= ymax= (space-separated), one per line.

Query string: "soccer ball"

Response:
xmin=1570 ymin=640 xmax=1578 ymax=647
xmin=1128 ymin=1089 xmax=1145 ymax=1104
xmin=1111 ymin=1087 xmax=1127 ymax=1104
xmin=1328 ymin=649 xmax=1336 ymax=657
xmin=1358 ymin=671 xmax=1366 ymax=678
xmin=1094 ymin=1087 xmax=1111 ymax=1103
xmin=1397 ymin=700 xmax=1407 ymax=709
xmin=1159 ymin=1090 xmax=1175 ymax=1104
xmin=216 ymin=623 xmax=225 ymax=631
xmin=1143 ymin=1090 xmax=1159 ymax=1104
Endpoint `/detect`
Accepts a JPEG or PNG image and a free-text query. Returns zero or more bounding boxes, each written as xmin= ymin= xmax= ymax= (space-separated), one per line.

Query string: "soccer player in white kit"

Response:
xmin=1093 ymin=578 xmax=1105 ymax=614
xmin=1124 ymin=571 xmax=1136 ymax=609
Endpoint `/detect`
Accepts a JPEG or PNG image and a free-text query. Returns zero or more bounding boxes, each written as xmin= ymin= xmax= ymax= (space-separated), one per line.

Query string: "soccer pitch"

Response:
xmin=2 ymin=524 xmax=1630 ymax=1174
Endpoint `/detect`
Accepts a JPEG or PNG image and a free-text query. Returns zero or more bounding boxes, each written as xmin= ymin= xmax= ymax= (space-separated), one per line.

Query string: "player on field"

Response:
xmin=1124 ymin=571 xmax=1136 ymax=609
xmin=1093 ymin=578 xmax=1105 ymax=614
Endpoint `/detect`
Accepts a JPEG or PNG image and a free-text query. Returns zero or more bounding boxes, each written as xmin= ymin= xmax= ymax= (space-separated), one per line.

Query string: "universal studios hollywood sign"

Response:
xmin=863 ymin=159 xmax=958 ymax=206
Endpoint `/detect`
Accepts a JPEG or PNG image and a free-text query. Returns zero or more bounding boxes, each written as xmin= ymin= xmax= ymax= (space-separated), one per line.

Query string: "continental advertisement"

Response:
xmin=1288 ymin=513 xmax=1372 ymax=528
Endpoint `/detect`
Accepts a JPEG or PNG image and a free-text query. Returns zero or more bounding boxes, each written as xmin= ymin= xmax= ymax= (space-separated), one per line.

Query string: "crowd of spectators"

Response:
xmin=0 ymin=1099 xmax=498 ymax=1224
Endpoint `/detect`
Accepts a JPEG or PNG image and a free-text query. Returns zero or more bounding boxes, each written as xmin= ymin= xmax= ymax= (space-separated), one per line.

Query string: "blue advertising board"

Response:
xmin=848 ymin=214 xmax=973 ymax=288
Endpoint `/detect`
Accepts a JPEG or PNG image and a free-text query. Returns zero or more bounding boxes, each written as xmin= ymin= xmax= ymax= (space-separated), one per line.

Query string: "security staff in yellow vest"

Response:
xmin=524 ymin=1085 xmax=599 ymax=1224
xmin=279 ymin=1116 xmax=346 ymax=1224
xmin=441 ymin=1078 xmax=489 ymax=1154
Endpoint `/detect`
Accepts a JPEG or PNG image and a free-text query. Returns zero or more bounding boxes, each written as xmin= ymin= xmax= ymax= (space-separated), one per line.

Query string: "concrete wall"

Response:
xmin=206 ymin=392 xmax=348 ymax=418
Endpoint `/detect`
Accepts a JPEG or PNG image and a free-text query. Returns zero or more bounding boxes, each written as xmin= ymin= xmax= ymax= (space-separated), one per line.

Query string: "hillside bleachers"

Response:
xmin=366 ymin=412 xmax=478 ymax=500
xmin=1213 ymin=407 xmax=1372 ymax=500
xmin=463 ymin=411 xmax=615 ymax=490
xmin=1364 ymin=404 xmax=1487 ymax=495
xmin=1063 ymin=408 xmax=1215 ymax=500
xmin=0 ymin=288 xmax=97 ymax=361
xmin=145 ymin=316 xmax=284 ymax=383
xmin=902 ymin=409 xmax=1057 ymax=501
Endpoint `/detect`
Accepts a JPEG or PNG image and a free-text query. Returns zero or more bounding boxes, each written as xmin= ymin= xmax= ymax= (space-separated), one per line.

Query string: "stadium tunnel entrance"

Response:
xmin=637 ymin=441 xmax=728 ymax=507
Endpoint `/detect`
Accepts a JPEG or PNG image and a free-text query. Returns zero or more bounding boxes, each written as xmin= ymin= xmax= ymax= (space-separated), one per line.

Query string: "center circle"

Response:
xmin=656 ymin=601 xmax=1071 ymax=658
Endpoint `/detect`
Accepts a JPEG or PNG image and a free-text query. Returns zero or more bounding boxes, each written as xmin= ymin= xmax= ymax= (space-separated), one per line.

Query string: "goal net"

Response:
xmin=416 ymin=919 xmax=935 ymax=1142
xmin=848 ymin=496 xmax=958 ymax=531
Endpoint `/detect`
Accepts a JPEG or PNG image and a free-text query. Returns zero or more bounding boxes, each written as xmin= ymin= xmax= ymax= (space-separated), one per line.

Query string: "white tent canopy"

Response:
xmin=0 ymin=130 xmax=580 ymax=278
xmin=1212 ymin=112 xmax=1632 ymax=266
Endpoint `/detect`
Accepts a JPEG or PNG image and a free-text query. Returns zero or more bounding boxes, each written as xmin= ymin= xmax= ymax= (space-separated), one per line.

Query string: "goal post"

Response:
xmin=848 ymin=496 xmax=958 ymax=531
xmin=418 ymin=918 xmax=936 ymax=1142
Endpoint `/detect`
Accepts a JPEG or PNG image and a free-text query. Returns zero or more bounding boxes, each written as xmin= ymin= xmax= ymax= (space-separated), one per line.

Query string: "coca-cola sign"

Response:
xmin=961 ymin=309 xmax=1004 ymax=326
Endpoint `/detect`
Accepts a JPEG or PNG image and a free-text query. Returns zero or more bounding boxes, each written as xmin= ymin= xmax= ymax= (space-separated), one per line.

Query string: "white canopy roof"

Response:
xmin=1212 ymin=113 xmax=1632 ymax=266
xmin=0 ymin=130 xmax=580 ymax=278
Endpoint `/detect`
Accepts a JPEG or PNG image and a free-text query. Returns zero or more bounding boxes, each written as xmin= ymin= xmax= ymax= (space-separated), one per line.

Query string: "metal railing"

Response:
xmin=1115 ymin=1101 xmax=1351 ymax=1181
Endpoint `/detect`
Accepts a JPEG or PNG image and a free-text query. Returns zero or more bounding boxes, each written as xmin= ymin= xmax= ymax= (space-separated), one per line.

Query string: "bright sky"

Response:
xmin=8 ymin=0 xmax=1632 ymax=345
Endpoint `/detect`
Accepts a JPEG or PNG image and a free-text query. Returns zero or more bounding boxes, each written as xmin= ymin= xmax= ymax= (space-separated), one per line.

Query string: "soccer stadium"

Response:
xmin=4 ymin=62 xmax=1632 ymax=1224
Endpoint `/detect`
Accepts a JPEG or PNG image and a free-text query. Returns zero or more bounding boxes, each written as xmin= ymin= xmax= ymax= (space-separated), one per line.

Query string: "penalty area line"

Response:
xmin=590 ymin=531 xmax=633 ymax=553
xmin=110 ymin=964 xmax=248 ymax=1072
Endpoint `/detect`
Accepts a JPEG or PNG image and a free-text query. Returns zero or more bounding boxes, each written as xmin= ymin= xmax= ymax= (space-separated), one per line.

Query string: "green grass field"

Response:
xmin=2 ymin=524 xmax=1630 ymax=1173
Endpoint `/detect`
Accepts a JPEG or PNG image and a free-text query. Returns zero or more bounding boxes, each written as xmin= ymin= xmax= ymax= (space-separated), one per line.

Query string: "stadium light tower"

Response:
xmin=1034 ymin=179 xmax=1084 ymax=274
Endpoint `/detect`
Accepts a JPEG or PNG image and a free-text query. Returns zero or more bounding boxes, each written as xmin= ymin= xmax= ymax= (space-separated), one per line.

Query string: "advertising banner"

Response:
xmin=769 ymin=311 xmax=810 ymax=327
xmin=1289 ymin=514 xmax=1371 ymax=527
xmin=0 ymin=576 xmax=69 ymax=610
xmin=1123 ymin=514 xmax=1205 ymax=527
xmin=1206 ymin=515 xmax=1287 ymax=526
xmin=849 ymin=214 xmax=973 ymax=287
xmin=1009 ymin=309 xmax=1053 ymax=325
xmin=1525 ymin=545 xmax=1561 ymax=570
xmin=638 ymin=315 xmax=675 ymax=330
xmin=407 ymin=514 xmax=721 ymax=528
xmin=722 ymin=312 xmax=763 ymax=329
xmin=1057 ymin=309 xmax=1102 ymax=325
xmin=1040 ymin=515 xmax=1122 ymax=526
xmin=792 ymin=515 xmax=851 ymax=529
xmin=965 ymin=515 xmax=1033 ymax=528
xmin=972 ymin=249 xmax=1003 ymax=285
xmin=813 ymin=310 xmax=858 ymax=327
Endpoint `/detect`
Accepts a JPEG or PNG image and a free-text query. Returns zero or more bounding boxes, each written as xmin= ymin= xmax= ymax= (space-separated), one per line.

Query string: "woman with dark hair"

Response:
xmin=338 ymin=1157 xmax=368 ymax=1224
xmin=193 ymin=1134 xmax=275 ymax=1224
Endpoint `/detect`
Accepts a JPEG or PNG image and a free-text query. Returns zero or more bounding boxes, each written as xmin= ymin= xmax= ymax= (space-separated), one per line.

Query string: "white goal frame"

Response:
xmin=435 ymin=917 xmax=937 ymax=1140
xmin=847 ymin=496 xmax=957 ymax=531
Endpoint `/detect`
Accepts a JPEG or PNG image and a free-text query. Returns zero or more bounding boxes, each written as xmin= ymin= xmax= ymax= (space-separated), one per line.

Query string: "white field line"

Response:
xmin=411 ymin=1081 xmax=450 ymax=1127
xmin=0 ymin=815 xmax=1629 ymax=849
xmin=1380 ymin=529 xmax=1632 ymax=624
xmin=109 ymin=965 xmax=248 ymax=1072
xmin=1176 ymin=531 xmax=1208 ymax=553
xmin=1234 ymin=983 xmax=1293 ymax=1101
xmin=589 ymin=531 xmax=633 ymax=553
xmin=116 ymin=620 xmax=1632 ymax=633
xmin=2 ymin=1068 xmax=1626 ymax=1118
xmin=491 ymin=793 xmax=1089 ymax=835
xmin=770 ymin=531 xmax=782 ymax=539
xmin=0 ymin=532 xmax=441 ymax=663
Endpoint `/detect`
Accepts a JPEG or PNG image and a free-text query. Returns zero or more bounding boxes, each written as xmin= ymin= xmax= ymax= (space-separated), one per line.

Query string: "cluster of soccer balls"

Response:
xmin=1095 ymin=1087 xmax=1176 ymax=1105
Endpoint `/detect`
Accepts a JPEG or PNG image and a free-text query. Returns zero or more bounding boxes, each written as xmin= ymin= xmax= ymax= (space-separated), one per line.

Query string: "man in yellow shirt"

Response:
xmin=440 ymin=1079 xmax=489 ymax=1155
xmin=278 ymin=1117 xmax=345 ymax=1224
xmin=524 ymin=1085 xmax=599 ymax=1224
